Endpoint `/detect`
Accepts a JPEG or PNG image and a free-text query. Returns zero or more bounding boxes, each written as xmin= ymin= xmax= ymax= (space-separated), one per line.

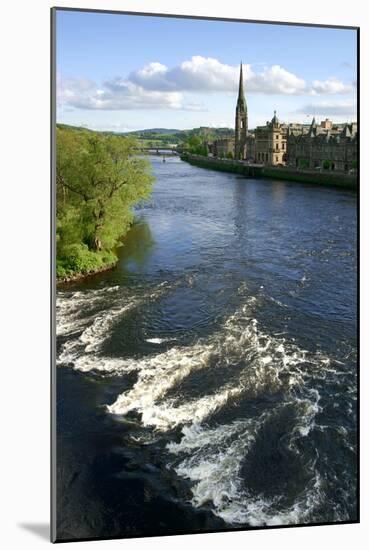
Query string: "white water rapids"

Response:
xmin=56 ymin=280 xmax=354 ymax=526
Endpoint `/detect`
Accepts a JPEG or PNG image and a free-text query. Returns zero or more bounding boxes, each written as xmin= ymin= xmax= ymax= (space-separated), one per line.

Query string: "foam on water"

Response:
xmin=167 ymin=410 xmax=323 ymax=526
xmin=104 ymin=293 xmax=346 ymax=523
xmin=106 ymin=342 xmax=215 ymax=420
xmin=57 ymin=281 xmax=172 ymax=373
xmin=145 ymin=337 xmax=176 ymax=344
xmin=106 ymin=299 xmax=336 ymax=431
xmin=56 ymin=286 xmax=121 ymax=336
xmin=57 ymin=282 xmax=355 ymax=526
xmin=109 ymin=382 xmax=243 ymax=430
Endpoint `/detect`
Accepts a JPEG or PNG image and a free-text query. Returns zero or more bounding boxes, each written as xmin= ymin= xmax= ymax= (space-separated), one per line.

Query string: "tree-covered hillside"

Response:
xmin=57 ymin=124 xmax=234 ymax=148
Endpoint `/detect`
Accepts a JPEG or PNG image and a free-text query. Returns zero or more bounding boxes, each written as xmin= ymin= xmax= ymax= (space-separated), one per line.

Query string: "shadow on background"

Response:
xmin=18 ymin=523 xmax=49 ymax=541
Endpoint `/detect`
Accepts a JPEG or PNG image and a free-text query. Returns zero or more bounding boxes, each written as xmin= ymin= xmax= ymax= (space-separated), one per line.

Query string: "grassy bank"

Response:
xmin=56 ymin=245 xmax=118 ymax=281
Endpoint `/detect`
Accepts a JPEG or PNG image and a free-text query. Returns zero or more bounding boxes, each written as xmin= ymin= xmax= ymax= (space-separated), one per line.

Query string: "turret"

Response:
xmin=271 ymin=110 xmax=279 ymax=126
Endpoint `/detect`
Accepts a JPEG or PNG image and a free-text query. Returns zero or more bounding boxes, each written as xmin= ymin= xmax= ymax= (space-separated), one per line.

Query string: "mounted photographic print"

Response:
xmin=51 ymin=7 xmax=359 ymax=543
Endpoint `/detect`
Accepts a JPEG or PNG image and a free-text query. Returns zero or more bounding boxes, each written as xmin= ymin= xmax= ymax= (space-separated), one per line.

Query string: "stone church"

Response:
xmin=207 ymin=62 xmax=248 ymax=160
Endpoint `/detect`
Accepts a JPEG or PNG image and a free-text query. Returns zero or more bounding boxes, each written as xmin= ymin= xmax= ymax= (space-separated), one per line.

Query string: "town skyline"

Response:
xmin=56 ymin=10 xmax=357 ymax=133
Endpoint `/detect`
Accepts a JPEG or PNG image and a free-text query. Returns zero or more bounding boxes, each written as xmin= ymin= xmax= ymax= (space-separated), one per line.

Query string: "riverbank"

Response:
xmin=56 ymin=259 xmax=118 ymax=284
xmin=181 ymin=153 xmax=357 ymax=190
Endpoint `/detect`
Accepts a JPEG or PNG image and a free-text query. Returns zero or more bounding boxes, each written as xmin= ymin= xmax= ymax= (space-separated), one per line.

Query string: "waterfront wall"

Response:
xmin=181 ymin=154 xmax=357 ymax=190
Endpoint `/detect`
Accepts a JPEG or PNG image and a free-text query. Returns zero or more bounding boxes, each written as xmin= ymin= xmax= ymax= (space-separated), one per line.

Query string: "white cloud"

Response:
xmin=129 ymin=57 xmax=240 ymax=92
xmin=129 ymin=55 xmax=244 ymax=92
xmin=130 ymin=57 xmax=353 ymax=96
xmin=129 ymin=62 xmax=174 ymax=91
xmin=57 ymin=76 xmax=96 ymax=104
xmin=57 ymin=75 xmax=186 ymax=111
xmin=310 ymin=77 xmax=354 ymax=95
xmin=247 ymin=64 xmax=306 ymax=95
xmin=129 ymin=57 xmax=306 ymax=94
xmin=57 ymin=56 xmax=354 ymax=112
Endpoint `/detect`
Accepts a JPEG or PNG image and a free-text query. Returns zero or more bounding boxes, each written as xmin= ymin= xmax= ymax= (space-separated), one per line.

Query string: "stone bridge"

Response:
xmin=140 ymin=148 xmax=179 ymax=156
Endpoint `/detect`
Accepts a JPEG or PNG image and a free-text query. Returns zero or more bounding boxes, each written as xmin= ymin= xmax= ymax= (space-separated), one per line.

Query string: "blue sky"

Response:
xmin=56 ymin=9 xmax=357 ymax=131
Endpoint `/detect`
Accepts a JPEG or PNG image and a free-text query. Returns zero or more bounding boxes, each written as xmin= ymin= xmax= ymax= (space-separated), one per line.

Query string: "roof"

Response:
xmin=271 ymin=110 xmax=279 ymax=125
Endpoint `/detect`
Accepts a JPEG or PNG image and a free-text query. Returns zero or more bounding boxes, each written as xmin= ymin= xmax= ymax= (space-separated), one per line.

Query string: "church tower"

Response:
xmin=235 ymin=62 xmax=248 ymax=160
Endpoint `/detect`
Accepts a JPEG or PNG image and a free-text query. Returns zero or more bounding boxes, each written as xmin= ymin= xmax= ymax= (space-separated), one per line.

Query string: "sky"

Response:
xmin=56 ymin=9 xmax=357 ymax=132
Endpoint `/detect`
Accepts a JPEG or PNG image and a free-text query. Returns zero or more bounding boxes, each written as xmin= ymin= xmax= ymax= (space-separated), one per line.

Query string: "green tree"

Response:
xmin=56 ymin=127 xmax=154 ymax=277
xmin=183 ymin=135 xmax=207 ymax=156
xmin=298 ymin=158 xmax=309 ymax=169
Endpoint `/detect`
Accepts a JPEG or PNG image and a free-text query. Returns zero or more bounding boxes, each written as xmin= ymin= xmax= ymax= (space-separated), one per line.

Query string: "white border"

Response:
xmin=1 ymin=1 xmax=367 ymax=548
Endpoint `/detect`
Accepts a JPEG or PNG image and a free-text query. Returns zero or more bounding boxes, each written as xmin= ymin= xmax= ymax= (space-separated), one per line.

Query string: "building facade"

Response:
xmin=254 ymin=111 xmax=287 ymax=165
xmin=287 ymin=119 xmax=357 ymax=171
xmin=202 ymin=62 xmax=357 ymax=171
xmin=234 ymin=63 xmax=248 ymax=160
xmin=245 ymin=132 xmax=256 ymax=161
xmin=210 ymin=138 xmax=235 ymax=158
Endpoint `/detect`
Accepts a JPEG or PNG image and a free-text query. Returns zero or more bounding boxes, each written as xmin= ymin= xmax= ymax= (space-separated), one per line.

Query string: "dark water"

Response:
xmin=56 ymin=156 xmax=357 ymax=541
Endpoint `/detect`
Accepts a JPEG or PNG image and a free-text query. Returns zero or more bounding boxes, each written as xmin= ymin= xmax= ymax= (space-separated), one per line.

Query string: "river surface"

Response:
xmin=56 ymin=156 xmax=357 ymax=541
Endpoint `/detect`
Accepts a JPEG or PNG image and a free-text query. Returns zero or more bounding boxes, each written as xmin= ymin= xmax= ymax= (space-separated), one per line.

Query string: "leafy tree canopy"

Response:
xmin=56 ymin=127 xmax=154 ymax=277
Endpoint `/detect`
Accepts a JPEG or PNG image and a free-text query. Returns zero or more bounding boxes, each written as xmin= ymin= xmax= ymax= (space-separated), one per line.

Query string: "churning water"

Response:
xmin=56 ymin=156 xmax=357 ymax=540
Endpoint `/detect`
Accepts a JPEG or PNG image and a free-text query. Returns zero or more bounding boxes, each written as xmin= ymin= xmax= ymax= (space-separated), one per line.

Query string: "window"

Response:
xmin=276 ymin=156 xmax=279 ymax=163
xmin=276 ymin=143 xmax=279 ymax=150
xmin=282 ymin=142 xmax=285 ymax=150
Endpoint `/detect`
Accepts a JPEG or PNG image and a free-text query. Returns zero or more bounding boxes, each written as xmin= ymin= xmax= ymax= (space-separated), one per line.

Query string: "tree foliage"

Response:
xmin=182 ymin=135 xmax=208 ymax=156
xmin=56 ymin=127 xmax=154 ymax=278
xmin=298 ymin=158 xmax=310 ymax=169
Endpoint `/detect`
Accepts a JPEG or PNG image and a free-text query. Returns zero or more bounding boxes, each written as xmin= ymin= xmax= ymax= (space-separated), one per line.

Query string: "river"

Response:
xmin=56 ymin=155 xmax=357 ymax=541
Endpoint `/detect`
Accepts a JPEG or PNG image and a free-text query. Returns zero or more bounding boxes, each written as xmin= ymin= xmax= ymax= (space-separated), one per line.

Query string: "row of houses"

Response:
xmin=205 ymin=115 xmax=357 ymax=172
xmin=287 ymin=119 xmax=357 ymax=172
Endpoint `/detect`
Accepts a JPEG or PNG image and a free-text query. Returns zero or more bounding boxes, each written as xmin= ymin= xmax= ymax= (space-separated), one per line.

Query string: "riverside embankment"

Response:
xmin=181 ymin=153 xmax=357 ymax=190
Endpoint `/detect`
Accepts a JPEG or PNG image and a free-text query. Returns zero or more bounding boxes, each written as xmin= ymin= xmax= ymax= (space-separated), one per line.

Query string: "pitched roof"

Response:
xmin=342 ymin=124 xmax=352 ymax=138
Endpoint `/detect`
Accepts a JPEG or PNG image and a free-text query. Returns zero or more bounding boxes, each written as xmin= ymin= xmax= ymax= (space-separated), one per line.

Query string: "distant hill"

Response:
xmin=56 ymin=124 xmax=235 ymax=145
xmin=57 ymin=123 xmax=91 ymax=132
xmin=125 ymin=128 xmax=181 ymax=135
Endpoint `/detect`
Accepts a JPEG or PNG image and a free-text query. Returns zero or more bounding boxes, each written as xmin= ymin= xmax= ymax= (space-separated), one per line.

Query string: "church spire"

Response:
xmin=235 ymin=61 xmax=248 ymax=160
xmin=237 ymin=62 xmax=246 ymax=106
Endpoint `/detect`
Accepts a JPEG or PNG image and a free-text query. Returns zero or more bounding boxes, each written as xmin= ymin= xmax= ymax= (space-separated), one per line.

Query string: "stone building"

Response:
xmin=254 ymin=111 xmax=287 ymax=165
xmin=234 ymin=63 xmax=248 ymax=160
xmin=212 ymin=138 xmax=235 ymax=158
xmin=202 ymin=61 xmax=357 ymax=171
xmin=245 ymin=132 xmax=256 ymax=161
xmin=287 ymin=118 xmax=357 ymax=171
